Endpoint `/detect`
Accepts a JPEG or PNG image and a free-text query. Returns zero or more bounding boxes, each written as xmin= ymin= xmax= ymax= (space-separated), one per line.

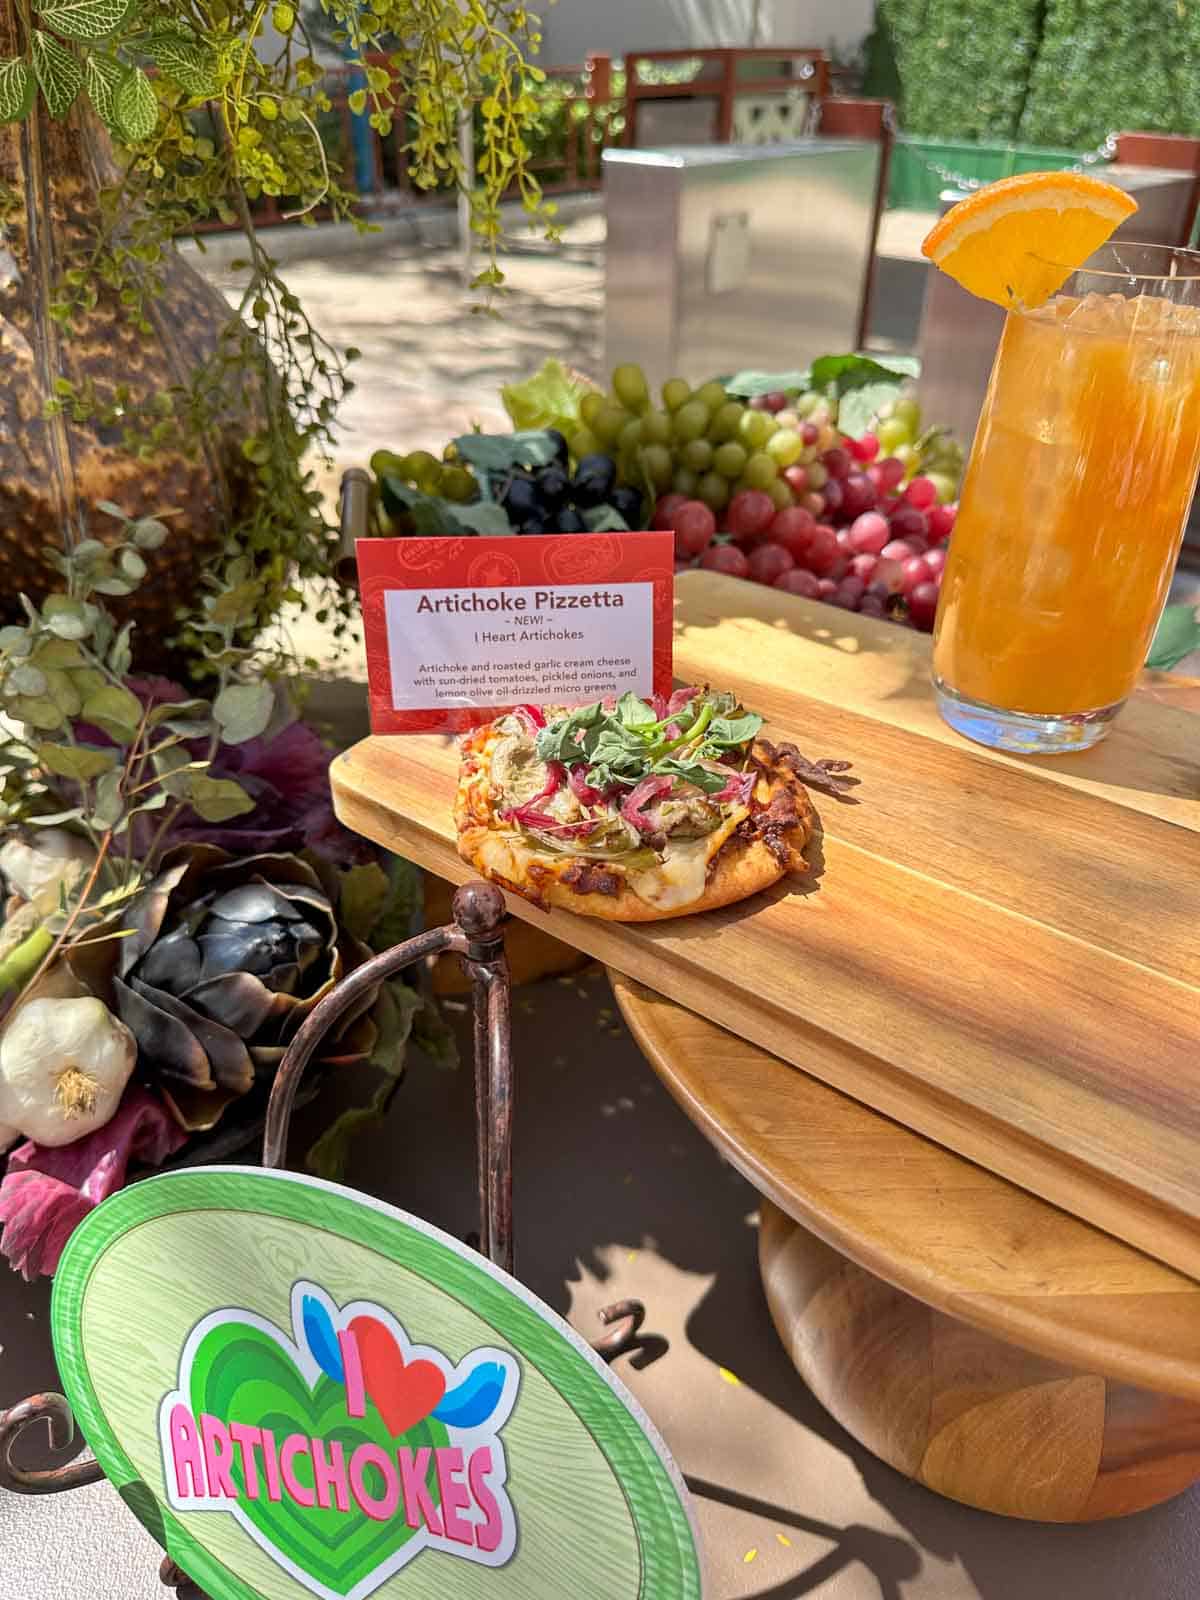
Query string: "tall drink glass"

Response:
xmin=932 ymin=243 xmax=1200 ymax=753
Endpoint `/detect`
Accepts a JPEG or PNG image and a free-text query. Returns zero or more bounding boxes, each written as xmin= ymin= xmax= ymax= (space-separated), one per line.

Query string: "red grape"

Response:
xmin=832 ymin=579 xmax=870 ymax=608
xmin=859 ymin=594 xmax=886 ymax=618
xmin=768 ymin=506 xmax=817 ymax=559
xmin=850 ymin=552 xmax=879 ymax=582
xmin=747 ymin=542 xmax=794 ymax=585
xmin=873 ymin=556 xmax=905 ymax=595
xmin=726 ymin=489 xmax=775 ymax=543
xmin=848 ymin=432 xmax=880 ymax=463
xmin=928 ymin=503 xmax=957 ymax=541
xmin=835 ymin=527 xmax=854 ymax=552
xmin=888 ymin=503 xmax=929 ymax=542
xmin=880 ymin=538 xmax=915 ymax=562
xmin=774 ymin=568 xmax=821 ymax=599
xmin=748 ymin=395 xmax=769 ymax=411
xmin=902 ymin=555 xmax=932 ymax=593
xmin=923 ymin=546 xmax=947 ymax=577
xmin=816 ymin=577 xmax=838 ymax=599
xmin=849 ymin=512 xmax=890 ymax=555
xmin=671 ymin=500 xmax=717 ymax=558
xmin=653 ymin=493 xmax=689 ymax=530
xmin=874 ymin=456 xmax=906 ymax=492
xmin=879 ymin=493 xmax=901 ymax=517
xmin=841 ymin=473 xmax=878 ymax=520
xmin=822 ymin=479 xmax=845 ymax=519
xmin=806 ymin=524 xmax=839 ymax=576
xmin=801 ymin=422 xmax=820 ymax=446
xmin=763 ymin=391 xmax=788 ymax=413
xmin=907 ymin=580 xmax=940 ymax=631
xmin=828 ymin=556 xmax=850 ymax=582
xmin=904 ymin=476 xmax=938 ymax=510
xmin=700 ymin=543 xmax=749 ymax=578
xmin=782 ymin=464 xmax=809 ymax=496
xmin=823 ymin=446 xmax=853 ymax=481
xmin=802 ymin=491 xmax=825 ymax=517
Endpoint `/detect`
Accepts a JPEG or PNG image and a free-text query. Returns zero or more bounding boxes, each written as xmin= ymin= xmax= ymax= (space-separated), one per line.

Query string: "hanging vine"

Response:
xmin=1 ymin=0 xmax=555 ymax=658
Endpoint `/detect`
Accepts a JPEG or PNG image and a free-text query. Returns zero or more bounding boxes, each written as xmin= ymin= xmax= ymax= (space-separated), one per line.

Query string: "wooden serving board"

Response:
xmin=331 ymin=571 xmax=1200 ymax=1281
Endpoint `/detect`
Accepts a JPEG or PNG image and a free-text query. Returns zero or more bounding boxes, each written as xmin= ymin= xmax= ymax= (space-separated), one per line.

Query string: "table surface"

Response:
xmin=608 ymin=971 xmax=1200 ymax=1401
xmin=331 ymin=571 xmax=1200 ymax=1281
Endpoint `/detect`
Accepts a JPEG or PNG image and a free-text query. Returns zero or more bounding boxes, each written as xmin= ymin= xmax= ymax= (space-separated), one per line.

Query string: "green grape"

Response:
xmin=766 ymin=428 xmax=803 ymax=467
xmin=892 ymin=395 xmax=921 ymax=431
xmin=612 ymin=363 xmax=650 ymax=412
xmin=618 ymin=417 xmax=644 ymax=455
xmin=767 ymin=478 xmax=793 ymax=512
xmin=580 ymin=391 xmax=605 ymax=427
xmin=760 ymin=414 xmax=780 ymax=439
xmin=639 ymin=444 xmax=674 ymax=490
xmin=713 ymin=441 xmax=747 ymax=479
xmin=641 ymin=409 xmax=673 ymax=446
xmin=743 ymin=452 xmax=778 ymax=491
xmin=440 ymin=465 xmax=477 ymax=503
xmin=737 ymin=410 xmax=773 ymax=450
xmin=876 ymin=416 xmax=911 ymax=453
xmin=692 ymin=380 xmax=728 ymax=415
xmin=400 ymin=450 xmax=441 ymax=490
xmin=696 ymin=471 xmax=730 ymax=512
xmin=569 ymin=427 xmax=601 ymax=459
xmin=662 ymin=377 xmax=691 ymax=412
xmin=595 ymin=403 xmax=632 ymax=445
xmin=794 ymin=391 xmax=821 ymax=419
xmin=892 ymin=442 xmax=916 ymax=471
xmin=707 ymin=401 xmax=745 ymax=442
xmin=925 ymin=471 xmax=958 ymax=504
xmin=680 ymin=438 xmax=714 ymax=472
xmin=806 ymin=461 xmax=828 ymax=489
xmin=672 ymin=466 xmax=699 ymax=497
xmin=672 ymin=401 xmax=710 ymax=444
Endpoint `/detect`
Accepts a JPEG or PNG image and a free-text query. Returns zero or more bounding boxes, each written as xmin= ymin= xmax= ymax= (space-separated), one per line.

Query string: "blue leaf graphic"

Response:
xmin=302 ymin=1295 xmax=344 ymax=1383
xmin=433 ymin=1361 xmax=506 ymax=1429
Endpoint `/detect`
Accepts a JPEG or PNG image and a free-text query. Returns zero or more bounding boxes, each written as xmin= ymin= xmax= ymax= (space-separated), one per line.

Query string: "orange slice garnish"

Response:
xmin=921 ymin=171 xmax=1137 ymax=310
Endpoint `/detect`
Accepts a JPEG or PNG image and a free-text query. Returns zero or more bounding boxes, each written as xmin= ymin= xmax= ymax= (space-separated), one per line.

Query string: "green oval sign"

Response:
xmin=51 ymin=1167 xmax=703 ymax=1600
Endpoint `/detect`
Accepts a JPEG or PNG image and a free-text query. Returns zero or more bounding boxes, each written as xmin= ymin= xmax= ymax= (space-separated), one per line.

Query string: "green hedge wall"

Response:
xmin=875 ymin=0 xmax=1200 ymax=148
xmin=1019 ymin=0 xmax=1200 ymax=147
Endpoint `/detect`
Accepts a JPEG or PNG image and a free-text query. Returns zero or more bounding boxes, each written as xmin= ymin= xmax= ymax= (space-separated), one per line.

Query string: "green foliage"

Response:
xmin=13 ymin=0 xmax=554 ymax=666
xmin=0 ymin=504 xmax=283 ymax=924
xmin=1019 ymin=0 xmax=1200 ymax=147
xmin=880 ymin=0 xmax=1200 ymax=147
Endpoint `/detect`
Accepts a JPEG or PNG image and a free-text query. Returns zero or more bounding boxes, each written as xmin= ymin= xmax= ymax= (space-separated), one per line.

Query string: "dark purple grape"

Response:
xmin=544 ymin=429 xmax=569 ymax=464
xmin=501 ymin=476 xmax=540 ymax=521
xmin=570 ymin=453 xmax=618 ymax=507
xmin=537 ymin=465 xmax=569 ymax=509
xmin=520 ymin=517 xmax=551 ymax=535
xmin=557 ymin=508 xmax=587 ymax=533
xmin=609 ymin=486 xmax=645 ymax=528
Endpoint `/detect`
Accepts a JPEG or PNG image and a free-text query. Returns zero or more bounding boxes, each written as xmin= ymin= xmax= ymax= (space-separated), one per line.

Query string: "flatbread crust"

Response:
xmin=455 ymin=726 xmax=816 ymax=922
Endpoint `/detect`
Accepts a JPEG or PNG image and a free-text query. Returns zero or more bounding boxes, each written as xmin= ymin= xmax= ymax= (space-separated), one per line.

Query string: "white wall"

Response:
xmin=536 ymin=0 xmax=874 ymax=66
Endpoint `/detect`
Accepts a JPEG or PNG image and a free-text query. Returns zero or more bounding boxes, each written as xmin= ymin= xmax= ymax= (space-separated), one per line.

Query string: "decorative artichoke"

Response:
xmin=105 ymin=846 xmax=381 ymax=1131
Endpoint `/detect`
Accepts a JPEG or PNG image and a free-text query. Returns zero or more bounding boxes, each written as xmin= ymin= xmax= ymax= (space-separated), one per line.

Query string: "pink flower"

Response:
xmin=0 ymin=1086 xmax=185 ymax=1279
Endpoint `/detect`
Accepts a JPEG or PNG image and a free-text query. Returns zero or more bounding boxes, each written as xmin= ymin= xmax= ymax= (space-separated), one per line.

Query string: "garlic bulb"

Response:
xmin=0 ymin=829 xmax=93 ymax=908
xmin=0 ymin=998 xmax=136 ymax=1147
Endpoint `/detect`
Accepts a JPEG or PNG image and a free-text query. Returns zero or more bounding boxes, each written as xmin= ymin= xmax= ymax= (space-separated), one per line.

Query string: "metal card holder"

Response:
xmin=0 ymin=881 xmax=645 ymax=1596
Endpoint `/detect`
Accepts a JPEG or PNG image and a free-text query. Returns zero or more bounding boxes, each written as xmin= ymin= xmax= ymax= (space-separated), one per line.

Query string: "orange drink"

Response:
xmin=931 ymin=243 xmax=1200 ymax=752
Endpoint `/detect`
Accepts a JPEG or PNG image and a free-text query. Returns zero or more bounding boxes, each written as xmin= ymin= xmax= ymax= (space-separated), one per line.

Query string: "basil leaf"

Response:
xmin=707 ymin=712 xmax=763 ymax=747
xmin=652 ymin=757 xmax=728 ymax=793
xmin=616 ymin=691 xmax=656 ymax=730
xmin=534 ymin=702 xmax=604 ymax=763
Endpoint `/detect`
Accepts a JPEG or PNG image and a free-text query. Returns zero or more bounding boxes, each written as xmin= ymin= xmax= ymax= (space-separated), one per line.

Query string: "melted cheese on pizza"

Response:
xmin=460 ymin=712 xmax=756 ymax=911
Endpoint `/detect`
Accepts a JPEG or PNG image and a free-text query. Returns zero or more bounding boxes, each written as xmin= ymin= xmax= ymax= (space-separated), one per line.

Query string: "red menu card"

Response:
xmin=357 ymin=533 xmax=675 ymax=734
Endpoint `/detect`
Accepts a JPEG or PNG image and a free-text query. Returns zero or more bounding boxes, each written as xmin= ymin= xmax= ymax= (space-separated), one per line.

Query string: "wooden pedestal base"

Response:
xmin=760 ymin=1200 xmax=1200 ymax=1522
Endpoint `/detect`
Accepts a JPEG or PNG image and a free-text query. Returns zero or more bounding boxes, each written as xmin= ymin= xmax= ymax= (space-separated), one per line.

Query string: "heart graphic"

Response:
xmin=189 ymin=1322 xmax=449 ymax=1597
xmin=350 ymin=1314 xmax=446 ymax=1437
